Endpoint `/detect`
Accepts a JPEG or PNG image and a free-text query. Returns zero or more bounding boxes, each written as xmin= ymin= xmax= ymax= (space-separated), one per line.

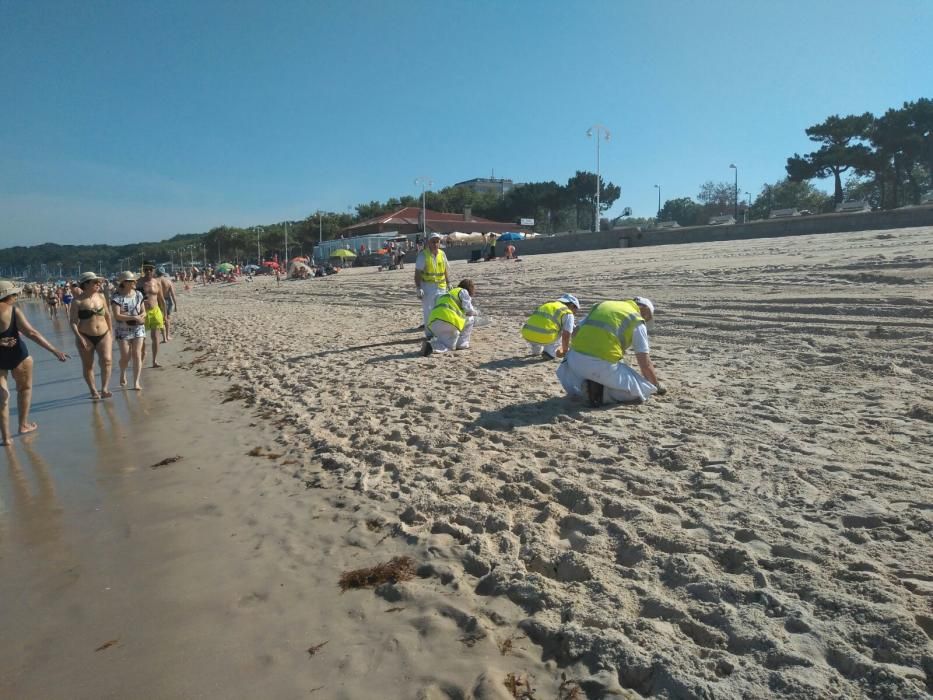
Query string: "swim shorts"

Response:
xmin=145 ymin=307 xmax=165 ymax=331
xmin=165 ymin=298 xmax=174 ymax=316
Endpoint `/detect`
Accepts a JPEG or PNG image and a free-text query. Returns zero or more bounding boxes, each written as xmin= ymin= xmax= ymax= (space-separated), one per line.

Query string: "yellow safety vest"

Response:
xmin=521 ymin=301 xmax=572 ymax=345
xmin=421 ymin=251 xmax=447 ymax=288
xmin=571 ymin=300 xmax=644 ymax=363
xmin=428 ymin=287 xmax=467 ymax=332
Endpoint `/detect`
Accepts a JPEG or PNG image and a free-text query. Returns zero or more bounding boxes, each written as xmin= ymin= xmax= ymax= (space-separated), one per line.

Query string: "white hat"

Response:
xmin=116 ymin=271 xmax=138 ymax=283
xmin=558 ymin=293 xmax=580 ymax=309
xmin=78 ymin=271 xmax=99 ymax=284
xmin=0 ymin=280 xmax=23 ymax=300
xmin=428 ymin=232 xmax=442 ymax=241
xmin=633 ymin=296 xmax=655 ymax=315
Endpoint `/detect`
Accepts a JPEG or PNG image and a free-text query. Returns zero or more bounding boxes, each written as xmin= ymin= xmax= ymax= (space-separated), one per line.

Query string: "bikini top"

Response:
xmin=77 ymin=307 xmax=105 ymax=320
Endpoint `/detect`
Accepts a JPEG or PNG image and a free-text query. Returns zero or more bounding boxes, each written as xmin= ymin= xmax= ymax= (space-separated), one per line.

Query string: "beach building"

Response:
xmin=452 ymin=177 xmax=516 ymax=196
xmin=339 ymin=206 xmax=527 ymax=238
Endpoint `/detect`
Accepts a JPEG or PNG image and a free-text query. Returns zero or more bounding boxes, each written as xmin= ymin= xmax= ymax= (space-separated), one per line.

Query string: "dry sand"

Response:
xmin=83 ymin=225 xmax=931 ymax=698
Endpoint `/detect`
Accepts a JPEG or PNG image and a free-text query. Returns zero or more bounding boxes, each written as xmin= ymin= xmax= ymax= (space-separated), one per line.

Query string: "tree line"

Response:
xmin=2 ymin=98 xmax=929 ymax=277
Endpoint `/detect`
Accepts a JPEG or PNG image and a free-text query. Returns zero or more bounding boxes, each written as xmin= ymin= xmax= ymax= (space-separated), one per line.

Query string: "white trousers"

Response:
xmin=428 ymin=317 xmax=475 ymax=353
xmin=421 ymin=284 xmax=444 ymax=336
xmin=556 ymin=349 xmax=657 ymax=403
xmin=527 ymin=340 xmax=560 ymax=358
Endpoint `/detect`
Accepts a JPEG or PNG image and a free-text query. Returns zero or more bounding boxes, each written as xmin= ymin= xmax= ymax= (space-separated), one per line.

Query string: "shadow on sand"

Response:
xmin=464 ymin=395 xmax=586 ymax=430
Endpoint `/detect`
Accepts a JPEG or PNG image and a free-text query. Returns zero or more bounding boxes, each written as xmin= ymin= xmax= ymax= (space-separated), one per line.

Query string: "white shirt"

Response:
xmin=630 ymin=323 xmax=650 ymax=354
xmin=561 ymin=312 xmax=575 ymax=333
xmin=458 ymin=289 xmax=476 ymax=315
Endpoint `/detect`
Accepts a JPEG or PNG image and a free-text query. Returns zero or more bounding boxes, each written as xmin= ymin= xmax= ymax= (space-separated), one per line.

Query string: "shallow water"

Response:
xmin=0 ymin=299 xmax=175 ymax=610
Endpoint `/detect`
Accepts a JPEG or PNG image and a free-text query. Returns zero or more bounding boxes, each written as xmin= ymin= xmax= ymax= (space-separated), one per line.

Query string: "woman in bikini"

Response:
xmin=70 ymin=272 xmax=113 ymax=400
xmin=0 ymin=280 xmax=70 ymax=447
xmin=110 ymin=271 xmax=146 ymax=391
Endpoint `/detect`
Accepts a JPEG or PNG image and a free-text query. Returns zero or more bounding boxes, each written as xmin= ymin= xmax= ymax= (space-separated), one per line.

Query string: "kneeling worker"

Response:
xmin=421 ymin=279 xmax=477 ymax=356
xmin=521 ymin=294 xmax=580 ymax=359
xmin=556 ymin=296 xmax=665 ymax=406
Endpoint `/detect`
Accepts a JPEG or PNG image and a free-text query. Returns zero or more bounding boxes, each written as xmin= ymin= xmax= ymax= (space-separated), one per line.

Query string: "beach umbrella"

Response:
xmin=262 ymin=261 xmax=279 ymax=269
xmin=330 ymin=249 xmax=356 ymax=258
xmin=498 ymin=232 xmax=523 ymax=241
xmin=216 ymin=263 xmax=234 ymax=273
xmin=243 ymin=264 xmax=260 ymax=272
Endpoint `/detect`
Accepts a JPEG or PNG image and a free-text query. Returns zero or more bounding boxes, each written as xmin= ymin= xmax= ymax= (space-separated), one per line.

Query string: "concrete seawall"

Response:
xmin=433 ymin=205 xmax=933 ymax=262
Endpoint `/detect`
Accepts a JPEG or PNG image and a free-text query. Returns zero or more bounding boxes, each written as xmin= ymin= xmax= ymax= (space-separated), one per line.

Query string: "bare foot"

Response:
xmin=119 ymin=373 xmax=127 ymax=386
xmin=152 ymin=362 xmax=162 ymax=368
xmin=91 ymin=391 xmax=101 ymax=400
xmin=133 ymin=384 xmax=143 ymax=391
xmin=19 ymin=422 xmax=38 ymax=435
xmin=100 ymin=390 xmax=112 ymax=398
xmin=1 ymin=441 xmax=10 ymax=447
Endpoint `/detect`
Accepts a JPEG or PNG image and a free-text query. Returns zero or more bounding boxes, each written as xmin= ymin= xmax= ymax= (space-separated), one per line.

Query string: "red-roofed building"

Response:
xmin=341 ymin=206 xmax=525 ymax=237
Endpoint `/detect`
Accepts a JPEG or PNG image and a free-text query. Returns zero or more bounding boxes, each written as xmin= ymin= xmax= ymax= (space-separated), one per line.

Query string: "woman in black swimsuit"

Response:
xmin=70 ymin=272 xmax=113 ymax=400
xmin=0 ymin=280 xmax=69 ymax=447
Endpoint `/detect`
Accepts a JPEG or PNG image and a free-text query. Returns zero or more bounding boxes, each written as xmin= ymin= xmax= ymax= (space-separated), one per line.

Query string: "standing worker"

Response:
xmin=557 ymin=297 xmax=666 ymax=406
xmin=421 ymin=279 xmax=477 ymax=356
xmin=522 ymin=294 xmax=580 ymax=359
xmin=414 ymin=232 xmax=449 ymax=337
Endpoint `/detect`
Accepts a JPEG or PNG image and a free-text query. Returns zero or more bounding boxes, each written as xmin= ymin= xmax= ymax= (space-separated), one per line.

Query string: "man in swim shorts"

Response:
xmin=140 ymin=264 xmax=167 ymax=368
xmin=156 ymin=267 xmax=177 ymax=343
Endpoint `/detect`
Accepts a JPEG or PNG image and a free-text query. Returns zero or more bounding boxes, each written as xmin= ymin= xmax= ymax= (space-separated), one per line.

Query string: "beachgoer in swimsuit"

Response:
xmin=139 ymin=264 xmax=166 ymax=368
xmin=156 ymin=268 xmax=177 ymax=343
xmin=46 ymin=289 xmax=59 ymax=317
xmin=111 ymin=271 xmax=146 ymax=390
xmin=70 ymin=272 xmax=113 ymax=400
xmin=0 ymin=280 xmax=69 ymax=446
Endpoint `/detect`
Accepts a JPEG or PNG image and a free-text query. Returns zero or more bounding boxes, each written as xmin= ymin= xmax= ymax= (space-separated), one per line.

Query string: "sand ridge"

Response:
xmin=175 ymin=226 xmax=933 ymax=698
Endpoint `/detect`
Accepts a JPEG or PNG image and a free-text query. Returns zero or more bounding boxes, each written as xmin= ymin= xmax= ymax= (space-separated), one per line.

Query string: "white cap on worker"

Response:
xmin=633 ymin=296 xmax=655 ymax=315
xmin=428 ymin=232 xmax=442 ymax=241
xmin=558 ymin=293 xmax=580 ymax=309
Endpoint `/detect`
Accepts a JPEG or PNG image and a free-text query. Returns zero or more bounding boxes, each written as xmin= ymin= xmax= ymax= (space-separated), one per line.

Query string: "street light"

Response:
xmin=284 ymin=221 xmax=289 ymax=262
xmin=414 ymin=177 xmax=432 ymax=236
xmin=318 ymin=211 xmax=324 ymax=244
xmin=254 ymin=227 xmax=263 ymax=264
xmin=654 ymin=184 xmax=661 ymax=219
xmin=587 ymin=124 xmax=610 ymax=232
xmin=729 ymin=164 xmax=738 ymax=221
xmin=745 ymin=191 xmax=752 ymax=222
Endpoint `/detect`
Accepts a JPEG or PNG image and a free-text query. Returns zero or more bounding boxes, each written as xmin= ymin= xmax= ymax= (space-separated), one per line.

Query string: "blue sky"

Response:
xmin=1 ymin=0 xmax=930 ymax=247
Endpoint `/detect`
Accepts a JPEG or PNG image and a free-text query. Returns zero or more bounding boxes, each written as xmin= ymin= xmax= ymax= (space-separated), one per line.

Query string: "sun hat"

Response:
xmin=428 ymin=232 xmax=442 ymax=241
xmin=0 ymin=280 xmax=23 ymax=300
xmin=78 ymin=271 xmax=99 ymax=284
xmin=156 ymin=267 xmax=166 ymax=276
xmin=559 ymin=293 xmax=581 ymax=309
xmin=633 ymin=296 xmax=655 ymax=316
xmin=116 ymin=271 xmax=138 ymax=283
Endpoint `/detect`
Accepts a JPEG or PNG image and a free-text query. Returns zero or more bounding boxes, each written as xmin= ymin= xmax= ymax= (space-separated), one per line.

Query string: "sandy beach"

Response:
xmin=3 ymin=225 xmax=932 ymax=698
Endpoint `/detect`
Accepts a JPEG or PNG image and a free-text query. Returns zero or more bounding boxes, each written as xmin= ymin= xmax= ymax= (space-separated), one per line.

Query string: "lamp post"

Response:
xmin=414 ymin=177 xmax=432 ymax=236
xmin=586 ymin=124 xmax=610 ymax=232
xmin=654 ymin=184 xmax=661 ymax=219
xmin=284 ymin=221 xmax=289 ymax=262
xmin=255 ymin=227 xmax=263 ymax=264
xmin=745 ymin=191 xmax=751 ymax=222
xmin=729 ymin=163 xmax=738 ymax=221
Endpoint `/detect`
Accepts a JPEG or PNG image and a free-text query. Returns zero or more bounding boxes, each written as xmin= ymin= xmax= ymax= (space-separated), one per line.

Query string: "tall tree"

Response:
xmin=786 ymin=113 xmax=875 ymax=205
xmin=660 ymin=197 xmax=703 ymax=227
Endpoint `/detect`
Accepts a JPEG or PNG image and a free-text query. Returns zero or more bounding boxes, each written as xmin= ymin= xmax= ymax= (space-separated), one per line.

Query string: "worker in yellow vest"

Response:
xmin=414 ymin=232 xmax=449 ymax=338
xmin=556 ymin=296 xmax=665 ymax=406
xmin=521 ymin=293 xmax=580 ymax=359
xmin=421 ymin=279 xmax=476 ymax=356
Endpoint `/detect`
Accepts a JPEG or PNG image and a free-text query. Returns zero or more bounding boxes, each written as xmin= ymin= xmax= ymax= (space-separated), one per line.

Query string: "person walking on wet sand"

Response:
xmin=0 ymin=280 xmax=70 ymax=446
xmin=111 ymin=272 xmax=146 ymax=390
xmin=70 ymin=272 xmax=113 ymax=400
xmin=421 ymin=278 xmax=477 ymax=356
xmin=557 ymin=297 xmax=666 ymax=406
xmin=139 ymin=263 xmax=166 ymax=367
xmin=414 ymin=232 xmax=449 ymax=337
xmin=156 ymin=267 xmax=177 ymax=343
xmin=522 ymin=293 xmax=580 ymax=360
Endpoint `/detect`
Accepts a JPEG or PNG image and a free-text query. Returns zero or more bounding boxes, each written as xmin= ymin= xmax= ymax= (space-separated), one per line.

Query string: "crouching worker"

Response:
xmin=521 ymin=293 xmax=580 ymax=359
xmin=421 ymin=279 xmax=477 ymax=356
xmin=557 ymin=296 xmax=665 ymax=406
